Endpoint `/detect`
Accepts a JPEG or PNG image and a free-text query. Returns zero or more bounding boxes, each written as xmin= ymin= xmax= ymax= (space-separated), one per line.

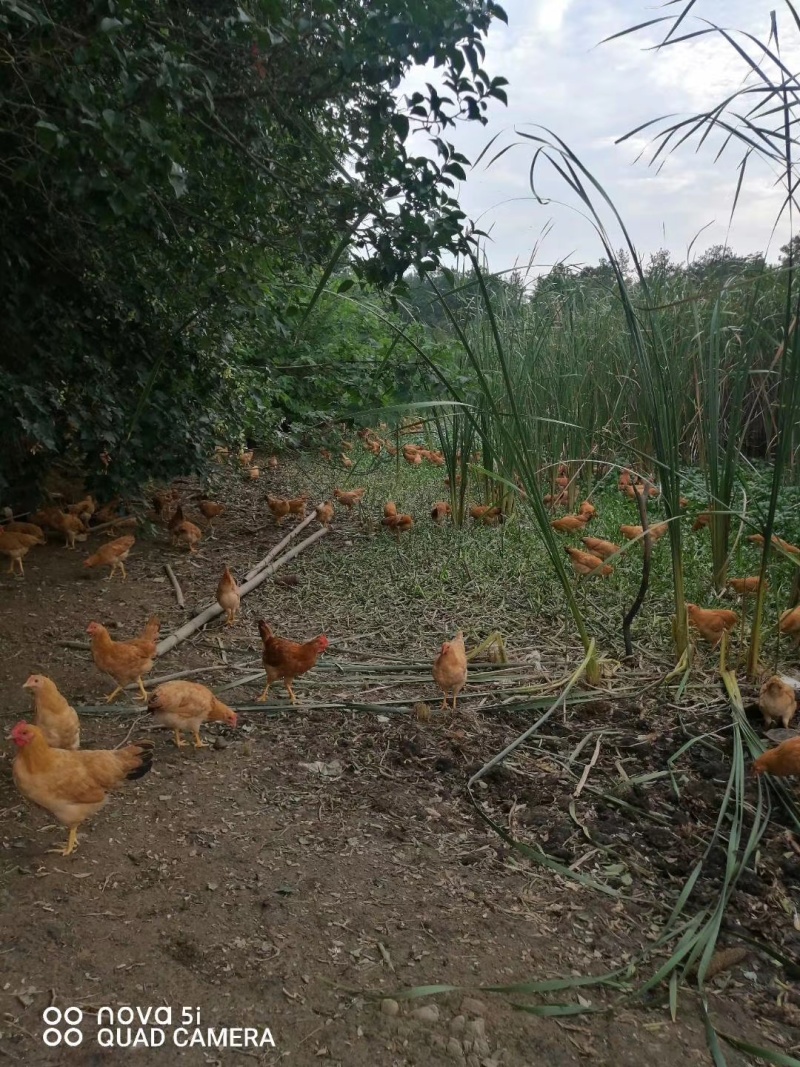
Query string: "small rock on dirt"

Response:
xmin=411 ymin=1005 xmax=440 ymax=1023
xmin=447 ymin=1037 xmax=465 ymax=1060
xmin=380 ymin=998 xmax=399 ymax=1017
xmin=465 ymin=1018 xmax=485 ymax=1039
xmin=460 ymin=998 xmax=487 ymax=1017
xmin=450 ymin=1015 xmax=466 ymax=1034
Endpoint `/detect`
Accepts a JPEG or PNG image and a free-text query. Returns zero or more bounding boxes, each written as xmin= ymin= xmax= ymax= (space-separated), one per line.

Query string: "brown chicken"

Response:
xmin=10 ymin=721 xmax=153 ymax=855
xmin=334 ymin=488 xmax=365 ymax=509
xmin=268 ymin=455 xmax=278 ymax=470
xmin=167 ymin=503 xmax=185 ymax=532
xmin=286 ymin=494 xmax=308 ymax=517
xmin=87 ymin=618 xmax=159 ymax=702
xmin=365 ymin=438 xmax=382 ymax=456
xmin=470 ymin=505 xmax=504 ymax=526
xmin=67 ymin=496 xmax=95 ymax=522
xmin=341 ymin=440 xmax=354 ymax=451
xmin=216 ymin=565 xmax=240 ymax=626
xmin=686 ymin=603 xmax=738 ymax=647
xmin=0 ymin=528 xmax=38 ymax=575
xmin=148 ymin=681 xmax=238 ymax=749
xmin=198 ymin=499 xmax=225 ymax=521
xmin=315 ymin=502 xmax=335 ymax=527
xmin=544 ymin=492 xmax=567 ymax=508
xmin=692 ymin=512 xmax=710 ymax=531
xmin=727 ymin=576 xmax=764 ymax=596
xmin=432 ymin=632 xmax=468 ymax=710
xmin=320 ymin=448 xmax=332 ymax=462
xmin=247 ymin=466 xmax=260 ymax=479
xmin=551 ymin=514 xmax=590 ymax=534
xmin=748 ymin=534 xmax=800 ymax=556
xmin=4 ymin=521 xmax=45 ymax=541
xmin=383 ymin=501 xmax=398 ymax=518
xmin=404 ymin=451 xmax=423 ymax=467
xmin=620 ymin=522 xmax=668 ymax=544
xmin=33 ymin=508 xmax=87 ymax=548
xmin=581 ymin=536 xmax=619 ymax=560
xmin=758 ymin=676 xmax=797 ymax=729
xmin=239 ymin=450 xmax=254 ymax=466
xmin=565 ymin=546 xmax=612 ymax=577
xmin=267 ymin=496 xmax=291 ymax=525
xmin=779 ymin=605 xmax=800 ymax=643
xmin=83 ymin=535 xmax=135 ymax=580
xmin=23 ymin=675 xmax=80 ymax=750
xmin=94 ymin=498 xmax=122 ymax=524
xmin=752 ymin=736 xmax=800 ymax=777
xmin=341 ymin=454 xmax=354 ymax=469
xmin=430 ymin=501 xmax=452 ymax=524
xmin=382 ymin=513 xmax=414 ymax=536
xmin=256 ymin=620 xmax=329 ymax=704
xmin=578 ymin=501 xmax=596 ymax=518
xmin=173 ymin=519 xmax=202 ymax=552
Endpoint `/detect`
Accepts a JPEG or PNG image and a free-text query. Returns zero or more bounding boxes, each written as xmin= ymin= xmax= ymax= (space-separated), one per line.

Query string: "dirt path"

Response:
xmin=0 ymin=458 xmax=795 ymax=1065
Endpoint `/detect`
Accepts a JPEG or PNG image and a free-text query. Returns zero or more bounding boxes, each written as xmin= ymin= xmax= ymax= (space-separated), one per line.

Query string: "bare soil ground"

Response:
xmin=1 ymin=454 xmax=798 ymax=1066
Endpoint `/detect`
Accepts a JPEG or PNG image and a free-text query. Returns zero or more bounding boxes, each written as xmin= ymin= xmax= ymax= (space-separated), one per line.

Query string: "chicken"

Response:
xmin=148 ymin=681 xmax=237 ymax=749
xmin=67 ymin=496 xmax=95 ymax=522
xmin=239 ymin=450 xmax=254 ymax=466
xmin=383 ymin=501 xmax=398 ymax=519
xmin=256 ymin=620 xmax=328 ymax=704
xmin=10 ymin=722 xmax=153 ymax=855
xmin=555 ymin=475 xmax=569 ymax=489
xmin=320 ymin=448 xmax=332 ymax=462
xmin=565 ymin=546 xmax=613 ymax=577
xmin=365 ymin=438 xmax=382 ymax=456
xmin=432 ymin=632 xmax=467 ymax=710
xmin=578 ymin=501 xmax=596 ymax=518
xmin=581 ymin=536 xmax=619 ymax=560
xmin=341 ymin=440 xmax=354 ymax=451
xmin=268 ymin=455 xmax=278 ymax=470
xmin=94 ymin=498 xmax=122 ymax=524
xmin=692 ymin=512 xmax=710 ymax=532
xmin=620 ymin=522 xmax=668 ymax=544
xmin=173 ymin=519 xmax=202 ymax=552
xmin=267 ymin=496 xmax=291 ymax=525
xmin=83 ymin=535 xmax=135 ymax=580
xmin=758 ymin=676 xmax=797 ymax=730
xmin=686 ymin=603 xmax=738 ymax=647
xmin=544 ymin=492 xmax=567 ymax=508
xmin=404 ymin=451 xmax=423 ymax=467
xmin=727 ymin=576 xmax=765 ymax=596
xmin=33 ymin=508 xmax=87 ymax=548
xmin=382 ymin=513 xmax=414 ymax=536
xmin=551 ymin=514 xmax=590 ymax=534
xmin=23 ymin=675 xmax=80 ymax=750
xmin=87 ymin=619 xmax=159 ymax=702
xmin=247 ymin=466 xmax=260 ymax=479
xmin=4 ymin=521 xmax=45 ymax=542
xmin=198 ymin=500 xmax=225 ymax=521
xmin=334 ymin=488 xmax=365 ymax=509
xmin=748 ymin=534 xmax=800 ymax=556
xmin=315 ymin=502 xmax=334 ymax=527
xmin=470 ymin=504 xmax=504 ymax=526
xmin=167 ymin=503 xmax=185 ymax=532
xmin=430 ymin=501 xmax=452 ymax=524
xmin=341 ymin=454 xmax=354 ymax=469
xmin=216 ymin=565 xmax=240 ymax=626
xmin=779 ymin=605 xmax=800 ymax=643
xmin=0 ymin=528 xmax=38 ymax=576
xmin=752 ymin=736 xmax=800 ymax=778
xmin=286 ymin=494 xmax=308 ymax=517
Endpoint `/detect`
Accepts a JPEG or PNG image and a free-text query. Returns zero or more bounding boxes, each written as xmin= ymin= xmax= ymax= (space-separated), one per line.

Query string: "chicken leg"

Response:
xmin=257 ymin=682 xmax=272 ymax=703
xmin=192 ymin=730 xmax=209 ymax=749
xmin=105 ymin=685 xmax=123 ymax=703
xmin=135 ymin=677 xmax=149 ymax=702
xmin=173 ymin=729 xmax=188 ymax=748
xmin=48 ymin=826 xmax=78 ymax=856
xmin=285 ymin=681 xmax=298 ymax=705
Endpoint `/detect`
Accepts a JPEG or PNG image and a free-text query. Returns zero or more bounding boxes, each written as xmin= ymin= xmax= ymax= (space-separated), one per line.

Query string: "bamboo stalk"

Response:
xmin=164 ymin=563 xmax=185 ymax=608
xmin=156 ymin=525 xmax=328 ymax=657
xmin=245 ymin=508 xmax=318 ymax=580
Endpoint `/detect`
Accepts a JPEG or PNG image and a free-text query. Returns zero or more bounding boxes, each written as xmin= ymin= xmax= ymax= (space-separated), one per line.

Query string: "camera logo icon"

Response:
xmin=42 ymin=1006 xmax=84 ymax=1047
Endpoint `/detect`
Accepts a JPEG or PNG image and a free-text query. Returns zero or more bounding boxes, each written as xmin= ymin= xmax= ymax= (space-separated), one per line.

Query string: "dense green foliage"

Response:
xmin=0 ymin=0 xmax=508 ymax=499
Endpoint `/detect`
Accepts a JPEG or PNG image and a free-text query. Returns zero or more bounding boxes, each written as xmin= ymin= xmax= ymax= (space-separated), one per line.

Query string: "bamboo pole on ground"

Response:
xmin=155 ymin=524 xmax=328 ymax=657
xmin=245 ymin=508 xmax=318 ymax=580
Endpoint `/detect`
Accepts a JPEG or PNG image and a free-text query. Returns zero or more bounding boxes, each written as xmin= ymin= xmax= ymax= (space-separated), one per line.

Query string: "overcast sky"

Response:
xmin=405 ymin=0 xmax=798 ymax=276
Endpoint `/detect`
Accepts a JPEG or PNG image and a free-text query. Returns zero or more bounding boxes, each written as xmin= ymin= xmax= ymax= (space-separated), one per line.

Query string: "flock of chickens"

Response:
xmin=4 ymin=446 xmax=471 ymax=857
xmin=4 ymin=437 xmax=800 ymax=857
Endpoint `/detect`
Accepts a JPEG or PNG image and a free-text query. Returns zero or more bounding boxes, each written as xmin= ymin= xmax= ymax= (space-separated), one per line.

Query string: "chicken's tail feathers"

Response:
xmin=258 ymin=619 xmax=274 ymax=642
xmin=124 ymin=740 xmax=155 ymax=780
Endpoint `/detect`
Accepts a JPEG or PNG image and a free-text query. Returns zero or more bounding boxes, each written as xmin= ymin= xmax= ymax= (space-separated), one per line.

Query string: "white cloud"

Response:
xmin=401 ymin=0 xmax=797 ymax=272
